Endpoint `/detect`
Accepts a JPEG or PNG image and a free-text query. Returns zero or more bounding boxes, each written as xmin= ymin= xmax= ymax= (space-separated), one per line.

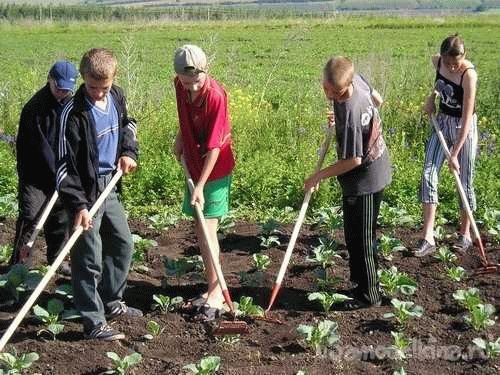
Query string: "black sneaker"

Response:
xmin=84 ymin=323 xmax=124 ymax=341
xmin=107 ymin=301 xmax=143 ymax=320
xmin=452 ymin=235 xmax=473 ymax=254
xmin=414 ymin=239 xmax=436 ymax=257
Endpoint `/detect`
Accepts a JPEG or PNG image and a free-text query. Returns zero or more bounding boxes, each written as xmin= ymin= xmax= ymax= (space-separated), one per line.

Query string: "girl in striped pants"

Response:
xmin=415 ymin=35 xmax=478 ymax=257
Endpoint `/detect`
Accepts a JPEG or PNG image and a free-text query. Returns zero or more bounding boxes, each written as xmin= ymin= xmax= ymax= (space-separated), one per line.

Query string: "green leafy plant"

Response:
xmin=308 ymin=292 xmax=352 ymax=313
xmin=472 ymin=337 xmax=500 ymax=359
xmin=393 ymin=368 xmax=407 ymax=375
xmin=259 ymin=218 xmax=281 ymax=235
xmin=104 ymin=352 xmax=142 ymax=375
xmin=316 ymin=275 xmax=342 ymax=291
xmin=217 ymin=212 xmax=236 ymax=238
xmin=183 ymin=356 xmax=221 ymax=375
xmin=445 ymin=266 xmax=467 ymax=282
xmin=148 ymin=211 xmax=178 ymax=230
xmin=378 ymin=266 xmax=418 ymax=297
xmin=0 ymin=348 xmax=39 ymax=375
xmin=452 ymin=288 xmax=482 ymax=311
xmin=296 ymin=371 xmax=308 ymax=375
xmin=252 ymin=253 xmax=271 ymax=271
xmin=55 ymin=283 xmax=73 ymax=300
xmin=481 ymin=208 xmax=500 ymax=243
xmin=383 ymin=299 xmax=424 ymax=328
xmin=434 ymin=225 xmax=446 ymax=241
xmin=0 ymin=244 xmax=13 ymax=264
xmin=0 ymin=193 xmax=17 ymax=219
xmin=378 ymin=234 xmax=407 ymax=261
xmin=233 ymin=296 xmax=264 ymax=318
xmin=131 ymin=234 xmax=157 ymax=272
xmin=163 ymin=255 xmax=204 ymax=283
xmin=0 ymin=265 xmax=43 ymax=302
xmin=378 ymin=202 xmax=415 ymax=227
xmin=146 ymin=320 xmax=163 ymax=337
xmin=152 ymin=294 xmax=184 ymax=313
xmin=390 ymin=331 xmax=411 ymax=361
xmin=32 ymin=298 xmax=80 ymax=339
xmin=313 ymin=206 xmax=343 ymax=233
xmin=258 ymin=234 xmax=280 ymax=249
xmin=215 ymin=334 xmax=240 ymax=345
xmin=307 ymin=237 xmax=341 ymax=269
xmin=464 ymin=304 xmax=496 ymax=331
xmin=297 ymin=319 xmax=340 ymax=354
xmin=434 ymin=246 xmax=457 ymax=265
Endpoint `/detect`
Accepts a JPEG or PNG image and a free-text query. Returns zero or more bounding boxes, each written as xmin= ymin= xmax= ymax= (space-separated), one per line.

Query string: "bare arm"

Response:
xmin=423 ymin=55 xmax=440 ymax=115
xmin=304 ymin=157 xmax=362 ymax=191
xmin=190 ymin=148 xmax=220 ymax=207
xmin=371 ymin=89 xmax=383 ymax=107
xmin=449 ymin=68 xmax=477 ymax=170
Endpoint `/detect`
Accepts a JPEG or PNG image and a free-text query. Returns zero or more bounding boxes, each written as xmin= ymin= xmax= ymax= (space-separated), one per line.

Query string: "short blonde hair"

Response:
xmin=323 ymin=56 xmax=354 ymax=88
xmin=79 ymin=48 xmax=117 ymax=80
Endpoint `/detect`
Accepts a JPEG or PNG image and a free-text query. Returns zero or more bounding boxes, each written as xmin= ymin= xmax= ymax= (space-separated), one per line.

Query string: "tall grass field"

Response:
xmin=0 ymin=14 xmax=498 ymax=224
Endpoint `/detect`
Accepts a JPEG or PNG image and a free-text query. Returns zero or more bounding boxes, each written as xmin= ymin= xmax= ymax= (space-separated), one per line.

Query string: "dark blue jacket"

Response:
xmin=56 ymin=84 xmax=138 ymax=214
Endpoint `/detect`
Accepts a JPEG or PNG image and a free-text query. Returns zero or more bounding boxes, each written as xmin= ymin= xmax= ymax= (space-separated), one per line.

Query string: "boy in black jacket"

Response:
xmin=10 ymin=61 xmax=77 ymax=276
xmin=57 ymin=48 xmax=141 ymax=341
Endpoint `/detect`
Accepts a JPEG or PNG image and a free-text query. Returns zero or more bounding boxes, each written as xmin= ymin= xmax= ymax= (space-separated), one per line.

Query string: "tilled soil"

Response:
xmin=0 ymin=218 xmax=498 ymax=375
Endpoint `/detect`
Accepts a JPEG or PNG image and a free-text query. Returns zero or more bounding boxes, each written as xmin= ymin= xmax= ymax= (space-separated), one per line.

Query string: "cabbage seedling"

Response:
xmin=152 ymin=294 xmax=183 ymax=313
xmin=105 ymin=352 xmax=142 ymax=375
xmin=308 ymin=292 xmax=352 ymax=313
xmin=297 ymin=319 xmax=340 ymax=355
xmin=472 ymin=337 xmax=500 ymax=359
xmin=183 ymin=356 xmax=221 ymax=375
xmin=383 ymin=299 xmax=424 ymax=328
xmin=0 ymin=348 xmax=39 ymax=375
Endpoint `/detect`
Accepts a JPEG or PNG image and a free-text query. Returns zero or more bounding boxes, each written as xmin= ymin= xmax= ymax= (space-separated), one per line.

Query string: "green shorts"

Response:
xmin=182 ymin=175 xmax=231 ymax=219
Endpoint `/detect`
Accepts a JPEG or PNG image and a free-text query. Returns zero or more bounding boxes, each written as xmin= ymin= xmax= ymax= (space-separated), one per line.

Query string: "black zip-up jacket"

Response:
xmin=17 ymin=83 xmax=67 ymax=192
xmin=56 ymin=84 xmax=138 ymax=214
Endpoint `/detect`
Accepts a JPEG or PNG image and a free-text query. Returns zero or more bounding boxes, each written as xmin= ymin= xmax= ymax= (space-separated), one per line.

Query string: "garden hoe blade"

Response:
xmin=429 ymin=114 xmax=498 ymax=275
xmin=180 ymin=158 xmax=249 ymax=336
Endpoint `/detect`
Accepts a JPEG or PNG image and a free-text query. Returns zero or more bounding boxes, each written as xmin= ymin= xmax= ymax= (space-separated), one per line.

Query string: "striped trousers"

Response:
xmin=343 ymin=191 xmax=383 ymax=304
xmin=419 ymin=112 xmax=478 ymax=210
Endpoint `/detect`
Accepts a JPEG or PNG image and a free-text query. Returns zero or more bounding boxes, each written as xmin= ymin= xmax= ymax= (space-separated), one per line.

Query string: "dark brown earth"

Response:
xmin=0 ymin=218 xmax=498 ymax=375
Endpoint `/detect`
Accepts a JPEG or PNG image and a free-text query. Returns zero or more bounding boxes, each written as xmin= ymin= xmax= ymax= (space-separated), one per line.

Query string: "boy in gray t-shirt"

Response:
xmin=305 ymin=56 xmax=392 ymax=309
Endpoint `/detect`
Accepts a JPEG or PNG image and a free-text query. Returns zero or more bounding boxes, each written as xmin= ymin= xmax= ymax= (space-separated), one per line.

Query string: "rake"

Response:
xmin=430 ymin=113 xmax=498 ymax=274
xmin=180 ymin=158 xmax=249 ymax=335
xmin=266 ymin=120 xmax=335 ymax=313
xmin=0 ymin=169 xmax=123 ymax=352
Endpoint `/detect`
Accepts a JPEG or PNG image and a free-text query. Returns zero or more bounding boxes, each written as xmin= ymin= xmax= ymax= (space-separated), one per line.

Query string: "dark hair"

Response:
xmin=440 ymin=34 xmax=465 ymax=57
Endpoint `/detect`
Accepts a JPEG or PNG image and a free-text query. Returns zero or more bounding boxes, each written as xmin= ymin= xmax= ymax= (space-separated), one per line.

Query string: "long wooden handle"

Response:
xmin=23 ymin=191 xmax=59 ymax=249
xmin=180 ymin=158 xmax=234 ymax=311
xmin=267 ymin=126 xmax=334 ymax=311
xmin=429 ymin=115 xmax=483 ymax=251
xmin=0 ymin=169 xmax=123 ymax=352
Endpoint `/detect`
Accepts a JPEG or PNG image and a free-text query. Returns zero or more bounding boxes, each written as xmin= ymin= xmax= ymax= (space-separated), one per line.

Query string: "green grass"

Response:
xmin=0 ymin=15 xmax=498 ymax=222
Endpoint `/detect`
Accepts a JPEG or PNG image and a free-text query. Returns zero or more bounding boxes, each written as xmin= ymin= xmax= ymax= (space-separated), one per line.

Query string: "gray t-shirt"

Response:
xmin=333 ymin=74 xmax=392 ymax=196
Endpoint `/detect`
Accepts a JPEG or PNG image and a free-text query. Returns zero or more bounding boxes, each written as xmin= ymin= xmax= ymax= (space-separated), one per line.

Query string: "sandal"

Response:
xmin=193 ymin=303 xmax=225 ymax=322
xmin=181 ymin=295 xmax=207 ymax=312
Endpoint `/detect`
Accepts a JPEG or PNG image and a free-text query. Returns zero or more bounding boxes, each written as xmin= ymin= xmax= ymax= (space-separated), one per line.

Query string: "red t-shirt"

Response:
xmin=175 ymin=76 xmax=235 ymax=182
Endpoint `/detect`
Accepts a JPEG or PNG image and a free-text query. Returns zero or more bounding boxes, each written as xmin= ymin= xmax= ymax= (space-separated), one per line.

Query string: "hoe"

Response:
xmin=181 ymin=158 xmax=249 ymax=335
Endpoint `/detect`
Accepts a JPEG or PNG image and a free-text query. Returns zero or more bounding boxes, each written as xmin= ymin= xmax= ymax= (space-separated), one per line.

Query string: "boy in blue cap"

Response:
xmin=10 ymin=60 xmax=78 ymax=276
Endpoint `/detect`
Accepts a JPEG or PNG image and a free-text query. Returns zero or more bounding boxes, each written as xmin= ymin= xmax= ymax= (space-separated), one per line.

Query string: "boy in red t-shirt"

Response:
xmin=173 ymin=45 xmax=235 ymax=321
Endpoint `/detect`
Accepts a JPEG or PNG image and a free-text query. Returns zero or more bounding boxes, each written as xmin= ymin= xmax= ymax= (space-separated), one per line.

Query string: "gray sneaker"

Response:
xmin=414 ymin=239 xmax=436 ymax=257
xmin=452 ymin=235 xmax=473 ymax=254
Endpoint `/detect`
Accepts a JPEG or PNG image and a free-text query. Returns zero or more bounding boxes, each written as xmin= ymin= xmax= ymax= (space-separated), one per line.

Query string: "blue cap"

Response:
xmin=49 ymin=60 xmax=78 ymax=91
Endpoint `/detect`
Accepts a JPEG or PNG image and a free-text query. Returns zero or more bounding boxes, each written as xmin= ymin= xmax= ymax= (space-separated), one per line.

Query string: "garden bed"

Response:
xmin=0 ymin=217 xmax=498 ymax=375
